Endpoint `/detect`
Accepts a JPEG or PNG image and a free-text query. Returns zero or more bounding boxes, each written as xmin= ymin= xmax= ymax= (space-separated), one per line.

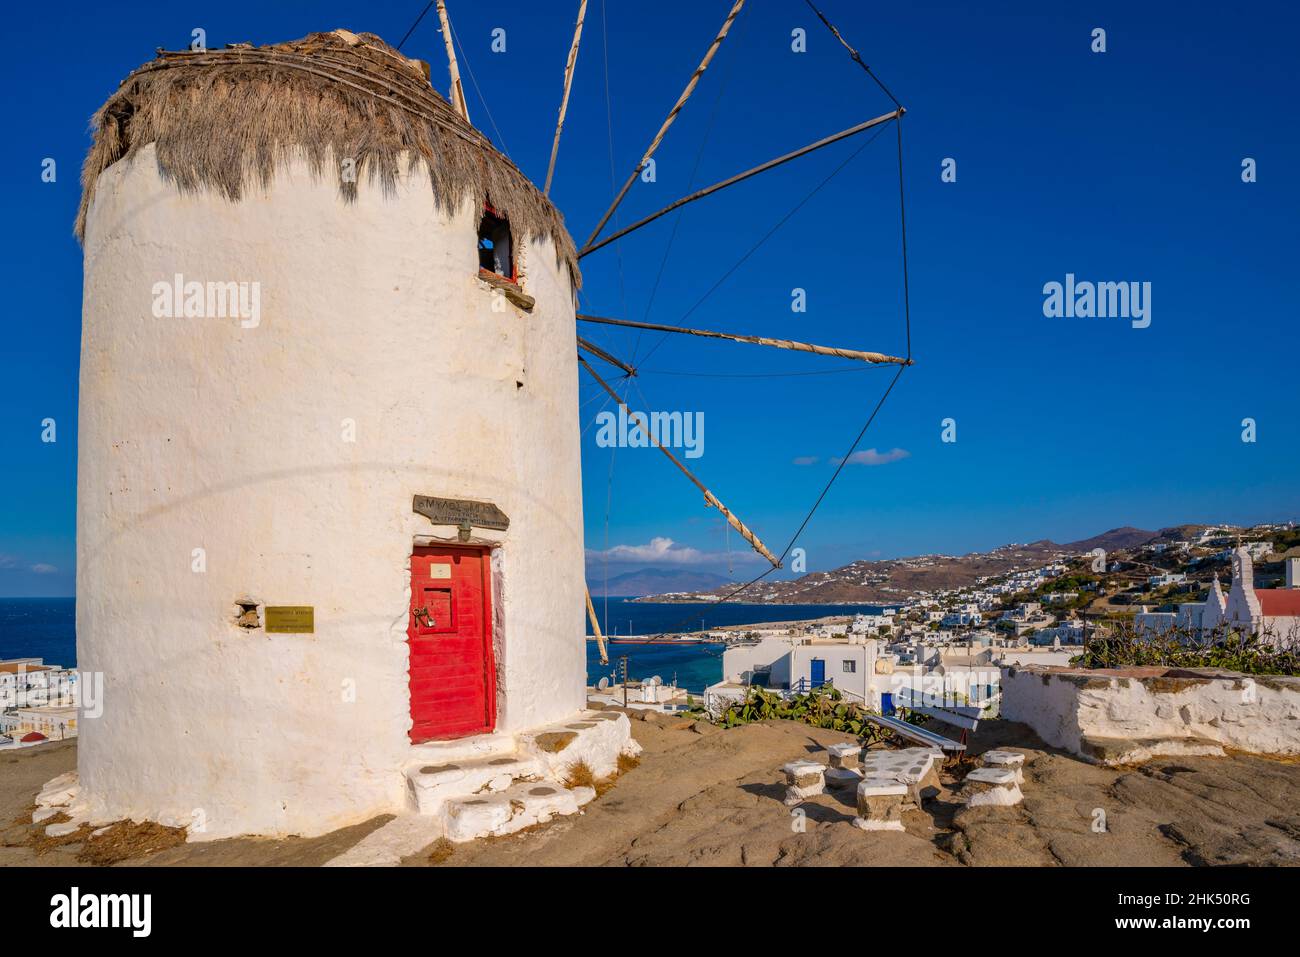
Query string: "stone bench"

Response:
xmin=853 ymin=777 xmax=909 ymax=831
xmin=980 ymin=750 xmax=1025 ymax=784
xmin=781 ymin=760 xmax=827 ymax=806
xmin=824 ymin=743 xmax=864 ymax=788
xmin=961 ymin=767 xmax=1023 ymax=807
xmin=862 ymin=747 xmax=943 ymax=808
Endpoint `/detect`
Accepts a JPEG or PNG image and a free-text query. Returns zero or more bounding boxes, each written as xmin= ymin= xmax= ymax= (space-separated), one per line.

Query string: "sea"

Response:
xmin=0 ymin=596 xmax=883 ymax=696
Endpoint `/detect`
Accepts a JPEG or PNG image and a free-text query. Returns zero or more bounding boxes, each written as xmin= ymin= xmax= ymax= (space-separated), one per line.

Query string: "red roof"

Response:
xmin=19 ymin=732 xmax=47 ymax=742
xmin=1257 ymin=589 xmax=1300 ymax=617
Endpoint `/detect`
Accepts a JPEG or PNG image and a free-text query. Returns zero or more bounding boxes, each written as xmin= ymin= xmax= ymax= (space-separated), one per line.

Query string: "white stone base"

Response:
xmin=962 ymin=767 xmax=1024 ymax=807
xmin=325 ymin=709 xmax=639 ymax=862
xmin=851 ymin=816 xmax=905 ymax=832
xmin=443 ymin=781 xmax=595 ymax=842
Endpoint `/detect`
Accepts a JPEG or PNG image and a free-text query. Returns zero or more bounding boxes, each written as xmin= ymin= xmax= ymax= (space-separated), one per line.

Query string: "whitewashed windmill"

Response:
xmin=69 ymin=0 xmax=911 ymax=843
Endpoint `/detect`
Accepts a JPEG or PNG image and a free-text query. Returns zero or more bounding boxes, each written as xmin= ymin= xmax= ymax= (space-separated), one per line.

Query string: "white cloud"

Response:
xmin=31 ymin=564 xmax=59 ymax=575
xmin=586 ymin=536 xmax=763 ymax=566
xmin=791 ymin=456 xmax=820 ymax=466
xmin=832 ymin=447 xmax=910 ymax=466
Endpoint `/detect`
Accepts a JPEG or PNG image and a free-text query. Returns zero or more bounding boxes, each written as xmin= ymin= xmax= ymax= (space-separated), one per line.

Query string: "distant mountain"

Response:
xmin=1062 ymin=527 xmax=1159 ymax=553
xmin=587 ymin=568 xmax=732 ymax=598
xmin=633 ymin=521 xmax=1277 ymax=605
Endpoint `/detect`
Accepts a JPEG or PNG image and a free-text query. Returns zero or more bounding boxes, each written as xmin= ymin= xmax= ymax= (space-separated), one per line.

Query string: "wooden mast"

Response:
xmin=585 ymin=588 xmax=609 ymax=665
xmin=579 ymin=355 xmax=781 ymax=568
xmin=583 ymin=0 xmax=747 ymax=250
xmin=544 ymin=0 xmax=588 ymax=196
xmin=577 ymin=314 xmax=912 ymax=366
xmin=435 ymin=0 xmax=471 ymax=122
xmin=580 ymin=109 xmax=903 ymax=257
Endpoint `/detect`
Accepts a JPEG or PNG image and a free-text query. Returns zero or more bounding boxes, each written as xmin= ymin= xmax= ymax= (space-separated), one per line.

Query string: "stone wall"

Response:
xmin=1000 ymin=665 xmax=1300 ymax=764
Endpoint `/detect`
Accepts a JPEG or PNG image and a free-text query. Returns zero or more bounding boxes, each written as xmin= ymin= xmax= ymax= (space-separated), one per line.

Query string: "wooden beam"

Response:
xmin=580 ymin=109 xmax=902 ymax=258
xmin=578 ymin=356 xmax=781 ymax=568
xmin=582 ymin=0 xmax=747 ymax=250
xmin=435 ymin=1 xmax=470 ymax=122
xmin=577 ymin=336 xmax=637 ymax=377
xmin=544 ymin=0 xmax=588 ymax=196
xmin=585 ymin=587 xmax=609 ymax=665
xmin=577 ymin=314 xmax=912 ymax=366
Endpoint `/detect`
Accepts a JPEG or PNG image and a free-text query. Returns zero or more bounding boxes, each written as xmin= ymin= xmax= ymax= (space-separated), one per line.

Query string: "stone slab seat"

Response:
xmin=781 ymin=760 xmax=827 ymax=805
xmin=980 ymin=749 xmax=1026 ymax=783
xmin=961 ymin=767 xmax=1023 ymax=807
xmin=853 ymin=776 xmax=909 ymax=832
xmin=405 ymin=753 xmax=543 ymax=815
xmin=442 ymin=780 xmax=596 ymax=842
xmin=861 ymin=747 xmax=943 ymax=807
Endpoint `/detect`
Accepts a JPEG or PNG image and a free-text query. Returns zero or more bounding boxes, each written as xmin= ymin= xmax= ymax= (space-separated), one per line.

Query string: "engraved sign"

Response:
xmin=264 ymin=606 xmax=315 ymax=634
xmin=413 ymin=495 xmax=510 ymax=531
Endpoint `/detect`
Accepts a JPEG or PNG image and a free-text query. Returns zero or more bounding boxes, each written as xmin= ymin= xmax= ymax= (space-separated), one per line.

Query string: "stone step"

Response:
xmin=405 ymin=753 xmax=542 ymax=816
xmin=406 ymin=732 xmax=517 ymax=767
xmin=442 ymin=780 xmax=596 ymax=843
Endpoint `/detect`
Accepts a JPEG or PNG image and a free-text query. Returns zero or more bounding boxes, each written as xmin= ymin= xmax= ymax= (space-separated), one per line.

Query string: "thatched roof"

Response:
xmin=78 ymin=29 xmax=580 ymax=287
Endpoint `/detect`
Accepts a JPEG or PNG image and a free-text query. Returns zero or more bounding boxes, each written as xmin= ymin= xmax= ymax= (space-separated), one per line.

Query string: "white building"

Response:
xmin=73 ymin=30 xmax=633 ymax=842
xmin=1136 ymin=550 xmax=1300 ymax=645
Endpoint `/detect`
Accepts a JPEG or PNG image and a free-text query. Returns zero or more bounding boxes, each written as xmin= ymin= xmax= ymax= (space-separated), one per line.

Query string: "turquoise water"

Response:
xmin=1 ymin=597 xmax=872 ymax=695
xmin=586 ymin=641 xmax=724 ymax=695
xmin=585 ymin=598 xmax=887 ymax=693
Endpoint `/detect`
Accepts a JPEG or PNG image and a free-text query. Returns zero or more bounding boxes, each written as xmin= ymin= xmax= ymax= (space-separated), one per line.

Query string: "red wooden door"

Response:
xmin=408 ymin=545 xmax=495 ymax=742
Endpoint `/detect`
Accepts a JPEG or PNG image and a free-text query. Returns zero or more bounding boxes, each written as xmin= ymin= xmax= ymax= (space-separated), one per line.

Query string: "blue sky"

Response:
xmin=2 ymin=1 xmax=1298 ymax=597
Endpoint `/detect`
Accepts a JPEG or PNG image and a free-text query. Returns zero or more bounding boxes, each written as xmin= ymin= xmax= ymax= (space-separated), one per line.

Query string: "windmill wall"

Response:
xmin=76 ymin=145 xmax=585 ymax=839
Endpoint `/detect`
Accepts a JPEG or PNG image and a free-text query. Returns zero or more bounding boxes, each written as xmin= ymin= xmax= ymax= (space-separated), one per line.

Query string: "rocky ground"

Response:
xmin=4 ymin=715 xmax=1299 ymax=867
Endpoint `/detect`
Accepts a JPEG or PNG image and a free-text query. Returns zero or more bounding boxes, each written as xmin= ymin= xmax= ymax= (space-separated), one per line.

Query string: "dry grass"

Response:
xmin=617 ymin=752 xmax=641 ymax=774
xmin=426 ymin=837 xmax=454 ymax=865
xmin=565 ymin=753 xmax=641 ymax=798
xmin=77 ymin=30 xmax=579 ymax=287
xmin=26 ymin=814 xmax=188 ymax=863
xmin=77 ymin=820 xmax=188 ymax=866
xmin=562 ymin=760 xmax=596 ymax=791
xmin=27 ymin=812 xmax=92 ymax=857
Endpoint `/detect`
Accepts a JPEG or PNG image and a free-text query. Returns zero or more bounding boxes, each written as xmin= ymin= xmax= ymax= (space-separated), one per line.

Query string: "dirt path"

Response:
xmin=5 ymin=716 xmax=1300 ymax=867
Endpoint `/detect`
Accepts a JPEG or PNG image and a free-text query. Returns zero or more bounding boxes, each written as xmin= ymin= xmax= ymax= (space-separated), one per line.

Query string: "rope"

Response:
xmin=637 ymin=119 xmax=893 ymax=367
xmin=448 ymin=13 xmax=510 ymax=156
xmin=801 ymin=0 xmax=902 ymax=109
xmin=633 ymin=1 xmax=749 ymax=367
xmin=626 ymin=5 xmax=915 ymax=645
xmin=396 ymin=2 xmax=435 ymax=52
xmin=583 ymin=0 xmax=748 ymax=250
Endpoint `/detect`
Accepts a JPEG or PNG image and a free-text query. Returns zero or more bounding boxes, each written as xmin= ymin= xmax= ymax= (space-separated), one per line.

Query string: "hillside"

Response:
xmin=587 ymin=568 xmax=730 ymax=598
xmin=1062 ymin=527 xmax=1158 ymax=553
xmin=634 ymin=521 xmax=1290 ymax=605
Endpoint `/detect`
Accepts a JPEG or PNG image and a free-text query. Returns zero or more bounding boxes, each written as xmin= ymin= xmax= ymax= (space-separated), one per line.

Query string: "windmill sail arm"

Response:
xmin=544 ymin=0 xmax=588 ymax=196
xmin=577 ymin=314 xmax=912 ymax=366
xmin=578 ymin=355 xmax=781 ymax=568
xmin=582 ymin=0 xmax=748 ymax=250
xmin=577 ymin=336 xmax=637 ymax=376
xmin=579 ymin=108 xmax=902 ymax=258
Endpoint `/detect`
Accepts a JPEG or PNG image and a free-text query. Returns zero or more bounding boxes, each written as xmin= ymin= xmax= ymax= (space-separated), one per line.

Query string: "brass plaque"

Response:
xmin=413 ymin=495 xmax=510 ymax=531
xmin=264 ymin=606 xmax=315 ymax=634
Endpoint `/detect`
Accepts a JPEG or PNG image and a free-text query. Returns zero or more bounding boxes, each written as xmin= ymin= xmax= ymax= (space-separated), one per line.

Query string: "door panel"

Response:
xmin=407 ymin=545 xmax=495 ymax=742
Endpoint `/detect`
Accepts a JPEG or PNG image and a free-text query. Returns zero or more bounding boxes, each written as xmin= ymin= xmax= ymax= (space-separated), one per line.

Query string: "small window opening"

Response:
xmin=235 ymin=600 xmax=261 ymax=629
xmin=477 ymin=206 xmax=514 ymax=281
xmin=842 ymin=660 xmax=856 ymax=674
